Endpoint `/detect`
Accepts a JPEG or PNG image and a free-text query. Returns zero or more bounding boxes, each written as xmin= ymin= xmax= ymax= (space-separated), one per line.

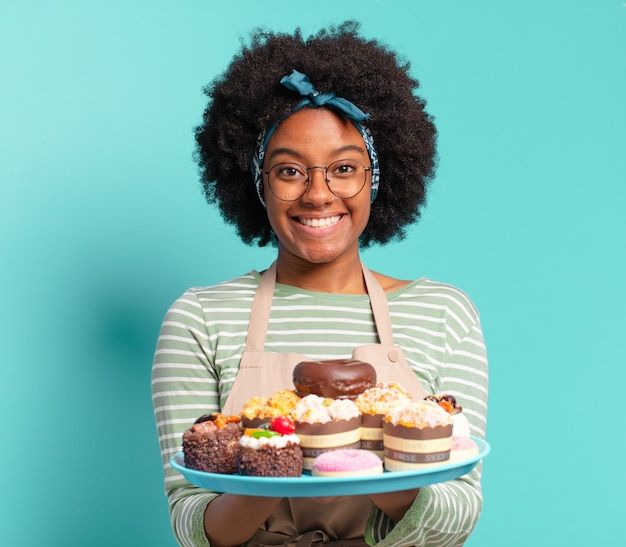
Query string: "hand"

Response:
xmin=204 ymin=494 xmax=283 ymax=547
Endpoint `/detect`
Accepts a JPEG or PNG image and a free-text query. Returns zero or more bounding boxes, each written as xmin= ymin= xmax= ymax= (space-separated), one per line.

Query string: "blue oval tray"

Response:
xmin=169 ymin=437 xmax=490 ymax=497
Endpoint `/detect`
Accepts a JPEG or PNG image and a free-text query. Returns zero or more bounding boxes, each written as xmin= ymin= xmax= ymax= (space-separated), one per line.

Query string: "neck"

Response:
xmin=275 ymin=249 xmax=366 ymax=294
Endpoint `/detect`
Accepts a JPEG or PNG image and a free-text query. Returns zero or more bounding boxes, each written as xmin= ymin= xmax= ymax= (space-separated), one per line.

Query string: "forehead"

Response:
xmin=266 ymin=107 xmax=365 ymax=158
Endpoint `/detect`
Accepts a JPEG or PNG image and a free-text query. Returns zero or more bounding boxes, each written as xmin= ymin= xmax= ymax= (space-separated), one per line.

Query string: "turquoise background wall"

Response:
xmin=2 ymin=1 xmax=624 ymax=545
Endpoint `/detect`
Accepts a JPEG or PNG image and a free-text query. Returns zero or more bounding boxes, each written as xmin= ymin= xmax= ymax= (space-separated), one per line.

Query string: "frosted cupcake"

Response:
xmin=355 ymin=383 xmax=412 ymax=458
xmin=238 ymin=417 xmax=303 ymax=477
xmin=425 ymin=394 xmax=478 ymax=462
xmin=292 ymin=394 xmax=361 ymax=470
xmin=383 ymin=400 xmax=453 ymax=471
xmin=240 ymin=389 xmax=301 ymax=428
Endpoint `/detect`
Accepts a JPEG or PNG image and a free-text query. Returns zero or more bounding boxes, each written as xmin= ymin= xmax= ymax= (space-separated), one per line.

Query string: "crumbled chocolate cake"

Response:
xmin=182 ymin=421 xmax=241 ymax=474
xmin=238 ymin=444 xmax=303 ymax=477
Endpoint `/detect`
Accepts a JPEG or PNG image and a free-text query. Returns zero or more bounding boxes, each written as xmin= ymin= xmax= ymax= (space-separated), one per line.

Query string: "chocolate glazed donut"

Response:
xmin=293 ymin=359 xmax=377 ymax=399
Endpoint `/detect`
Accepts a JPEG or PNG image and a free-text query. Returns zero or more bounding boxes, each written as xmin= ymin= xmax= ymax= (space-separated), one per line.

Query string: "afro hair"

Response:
xmin=194 ymin=20 xmax=437 ymax=247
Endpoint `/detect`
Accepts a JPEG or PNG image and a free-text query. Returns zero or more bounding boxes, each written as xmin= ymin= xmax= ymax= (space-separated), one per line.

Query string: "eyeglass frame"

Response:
xmin=261 ymin=159 xmax=372 ymax=202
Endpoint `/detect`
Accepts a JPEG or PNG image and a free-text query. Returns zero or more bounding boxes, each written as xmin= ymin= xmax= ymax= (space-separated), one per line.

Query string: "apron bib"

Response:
xmin=221 ymin=263 xmax=427 ymax=546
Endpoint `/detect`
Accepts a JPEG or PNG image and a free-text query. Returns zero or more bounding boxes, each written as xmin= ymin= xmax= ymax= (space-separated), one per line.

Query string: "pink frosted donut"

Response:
xmin=311 ymin=449 xmax=383 ymax=477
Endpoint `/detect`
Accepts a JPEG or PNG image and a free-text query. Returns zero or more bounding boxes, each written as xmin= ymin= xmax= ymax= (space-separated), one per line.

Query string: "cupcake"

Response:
xmin=292 ymin=394 xmax=361 ymax=470
xmin=356 ymin=383 xmax=412 ymax=458
xmin=383 ymin=400 xmax=453 ymax=471
xmin=425 ymin=394 xmax=478 ymax=462
xmin=182 ymin=413 xmax=242 ymax=474
xmin=238 ymin=416 xmax=303 ymax=477
xmin=240 ymin=389 xmax=301 ymax=428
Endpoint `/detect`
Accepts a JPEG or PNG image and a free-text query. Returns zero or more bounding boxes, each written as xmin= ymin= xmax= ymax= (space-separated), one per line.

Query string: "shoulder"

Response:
xmin=382 ymin=274 xmax=482 ymax=337
xmin=164 ymin=271 xmax=260 ymax=320
xmin=371 ymin=271 xmax=413 ymax=293
xmin=186 ymin=271 xmax=260 ymax=302
xmin=405 ymin=278 xmax=480 ymax=319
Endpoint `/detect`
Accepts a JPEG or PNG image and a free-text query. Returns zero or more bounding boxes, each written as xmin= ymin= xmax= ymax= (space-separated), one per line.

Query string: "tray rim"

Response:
xmin=169 ymin=437 xmax=490 ymax=496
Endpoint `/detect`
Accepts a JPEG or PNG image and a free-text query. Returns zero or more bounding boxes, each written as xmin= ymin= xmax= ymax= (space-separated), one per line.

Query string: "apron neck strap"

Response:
xmin=245 ymin=262 xmax=279 ymax=352
xmin=361 ymin=265 xmax=395 ymax=346
xmin=245 ymin=262 xmax=396 ymax=352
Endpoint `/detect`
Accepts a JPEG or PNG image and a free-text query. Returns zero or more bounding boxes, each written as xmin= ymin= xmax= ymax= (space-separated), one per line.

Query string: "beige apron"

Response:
xmin=221 ymin=262 xmax=428 ymax=547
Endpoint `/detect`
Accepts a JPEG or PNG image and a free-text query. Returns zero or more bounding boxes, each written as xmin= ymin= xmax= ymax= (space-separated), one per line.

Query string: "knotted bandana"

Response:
xmin=251 ymin=70 xmax=380 ymax=207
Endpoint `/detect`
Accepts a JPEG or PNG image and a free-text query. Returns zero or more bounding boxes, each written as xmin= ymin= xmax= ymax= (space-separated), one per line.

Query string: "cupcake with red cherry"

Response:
xmin=238 ymin=416 xmax=303 ymax=477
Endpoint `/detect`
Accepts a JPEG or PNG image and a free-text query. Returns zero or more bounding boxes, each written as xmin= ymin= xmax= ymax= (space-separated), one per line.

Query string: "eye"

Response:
xmin=274 ymin=163 xmax=306 ymax=180
xmin=330 ymin=160 xmax=359 ymax=178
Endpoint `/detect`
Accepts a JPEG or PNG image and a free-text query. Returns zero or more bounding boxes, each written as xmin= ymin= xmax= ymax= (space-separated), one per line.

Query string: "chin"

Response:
xmin=300 ymin=250 xmax=342 ymax=264
xmin=289 ymin=243 xmax=351 ymax=265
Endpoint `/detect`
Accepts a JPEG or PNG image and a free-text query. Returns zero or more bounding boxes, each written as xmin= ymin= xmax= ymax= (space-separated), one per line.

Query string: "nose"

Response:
xmin=302 ymin=167 xmax=333 ymax=205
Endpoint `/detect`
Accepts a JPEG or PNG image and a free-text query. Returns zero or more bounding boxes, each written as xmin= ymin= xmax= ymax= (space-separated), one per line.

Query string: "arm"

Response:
xmin=365 ymin=313 xmax=488 ymax=546
xmin=153 ymin=291 xmax=280 ymax=547
xmin=203 ymin=494 xmax=283 ymax=547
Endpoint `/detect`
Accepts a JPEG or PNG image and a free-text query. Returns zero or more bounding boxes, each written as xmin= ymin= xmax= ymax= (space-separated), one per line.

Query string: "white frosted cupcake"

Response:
xmin=383 ymin=400 xmax=453 ymax=471
xmin=238 ymin=417 xmax=303 ymax=477
xmin=292 ymin=394 xmax=361 ymax=470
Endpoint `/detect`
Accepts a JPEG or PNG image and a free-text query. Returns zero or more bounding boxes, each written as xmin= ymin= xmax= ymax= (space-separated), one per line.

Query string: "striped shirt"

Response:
xmin=152 ymin=270 xmax=489 ymax=547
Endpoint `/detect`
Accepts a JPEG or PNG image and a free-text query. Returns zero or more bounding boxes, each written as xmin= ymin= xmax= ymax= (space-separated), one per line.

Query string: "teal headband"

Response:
xmin=251 ymin=69 xmax=380 ymax=207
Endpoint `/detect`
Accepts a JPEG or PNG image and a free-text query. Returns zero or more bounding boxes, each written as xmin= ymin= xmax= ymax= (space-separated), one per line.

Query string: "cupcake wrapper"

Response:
xmin=296 ymin=417 xmax=361 ymax=470
xmin=383 ymin=422 xmax=452 ymax=471
xmin=360 ymin=439 xmax=384 ymax=452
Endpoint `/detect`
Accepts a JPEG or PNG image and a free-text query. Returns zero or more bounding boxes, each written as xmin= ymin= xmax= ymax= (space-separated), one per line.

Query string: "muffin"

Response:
xmin=356 ymin=383 xmax=412 ymax=457
xmin=238 ymin=416 xmax=303 ymax=477
xmin=240 ymin=389 xmax=301 ymax=428
xmin=383 ymin=400 xmax=453 ymax=471
xmin=292 ymin=394 xmax=362 ymax=470
xmin=182 ymin=413 xmax=242 ymax=474
xmin=425 ymin=394 xmax=478 ymax=462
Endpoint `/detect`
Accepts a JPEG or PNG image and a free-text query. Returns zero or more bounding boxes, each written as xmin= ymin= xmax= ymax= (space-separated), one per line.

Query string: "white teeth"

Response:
xmin=298 ymin=215 xmax=342 ymax=228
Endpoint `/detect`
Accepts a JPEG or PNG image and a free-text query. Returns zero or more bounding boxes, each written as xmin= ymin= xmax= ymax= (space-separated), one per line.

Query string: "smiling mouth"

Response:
xmin=295 ymin=215 xmax=343 ymax=228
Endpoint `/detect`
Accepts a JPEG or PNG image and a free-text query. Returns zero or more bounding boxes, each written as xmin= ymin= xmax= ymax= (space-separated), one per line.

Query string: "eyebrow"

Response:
xmin=267 ymin=144 xmax=367 ymax=161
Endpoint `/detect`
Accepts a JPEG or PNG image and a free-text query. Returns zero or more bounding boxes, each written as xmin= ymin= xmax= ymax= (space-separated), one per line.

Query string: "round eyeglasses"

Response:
xmin=262 ymin=159 xmax=371 ymax=201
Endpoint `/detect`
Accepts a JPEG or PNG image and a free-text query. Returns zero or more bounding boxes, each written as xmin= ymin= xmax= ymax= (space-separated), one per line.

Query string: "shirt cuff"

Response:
xmin=188 ymin=493 xmax=218 ymax=547
xmin=365 ymin=487 xmax=434 ymax=546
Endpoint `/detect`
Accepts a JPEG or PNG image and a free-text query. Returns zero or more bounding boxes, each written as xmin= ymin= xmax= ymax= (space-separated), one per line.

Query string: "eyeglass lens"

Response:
xmin=267 ymin=159 xmax=368 ymax=201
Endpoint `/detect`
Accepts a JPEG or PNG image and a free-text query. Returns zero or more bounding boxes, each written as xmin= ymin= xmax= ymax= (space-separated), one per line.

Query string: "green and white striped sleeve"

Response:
xmin=152 ymin=290 xmax=220 ymax=547
xmin=366 ymin=300 xmax=488 ymax=546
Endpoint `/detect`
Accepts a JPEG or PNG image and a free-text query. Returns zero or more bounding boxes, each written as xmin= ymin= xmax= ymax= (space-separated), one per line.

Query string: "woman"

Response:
xmin=152 ymin=22 xmax=488 ymax=547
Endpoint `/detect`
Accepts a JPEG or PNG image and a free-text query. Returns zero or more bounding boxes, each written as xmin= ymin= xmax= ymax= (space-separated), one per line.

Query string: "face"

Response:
xmin=263 ymin=107 xmax=372 ymax=265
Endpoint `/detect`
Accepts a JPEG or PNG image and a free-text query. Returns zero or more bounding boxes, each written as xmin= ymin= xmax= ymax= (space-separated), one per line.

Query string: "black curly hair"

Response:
xmin=194 ymin=21 xmax=437 ymax=247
